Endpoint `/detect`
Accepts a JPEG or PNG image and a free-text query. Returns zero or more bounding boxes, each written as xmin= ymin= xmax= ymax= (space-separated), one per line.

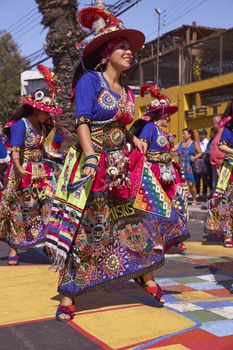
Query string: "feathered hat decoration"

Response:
xmin=20 ymin=64 xmax=62 ymax=115
xmin=140 ymin=84 xmax=161 ymax=99
xmin=140 ymin=84 xmax=178 ymax=121
xmin=74 ymin=7 xmax=145 ymax=66
xmin=37 ymin=64 xmax=62 ymax=100
xmin=77 ymin=7 xmax=122 ymax=31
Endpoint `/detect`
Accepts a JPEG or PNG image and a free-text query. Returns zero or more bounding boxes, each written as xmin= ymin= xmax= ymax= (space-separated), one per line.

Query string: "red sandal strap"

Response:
xmin=56 ymin=304 xmax=75 ymax=320
xmin=145 ymin=284 xmax=163 ymax=301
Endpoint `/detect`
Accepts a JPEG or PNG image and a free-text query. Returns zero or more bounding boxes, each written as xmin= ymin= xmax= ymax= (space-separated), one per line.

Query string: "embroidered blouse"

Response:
xmin=10 ymin=118 xmax=43 ymax=149
xmin=138 ymin=122 xmax=173 ymax=151
xmin=219 ymin=127 xmax=233 ymax=148
xmin=0 ymin=138 xmax=7 ymax=159
xmin=75 ymin=71 xmax=134 ymax=125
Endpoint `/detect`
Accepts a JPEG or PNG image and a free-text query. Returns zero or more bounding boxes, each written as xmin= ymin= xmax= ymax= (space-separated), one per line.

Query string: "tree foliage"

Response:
xmin=0 ymin=31 xmax=29 ymax=123
xmin=35 ymin=0 xmax=83 ymax=134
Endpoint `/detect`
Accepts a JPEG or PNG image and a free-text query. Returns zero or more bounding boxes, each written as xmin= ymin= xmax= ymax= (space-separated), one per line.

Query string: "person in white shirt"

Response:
xmin=198 ymin=129 xmax=209 ymax=152
xmin=194 ymin=129 xmax=210 ymax=197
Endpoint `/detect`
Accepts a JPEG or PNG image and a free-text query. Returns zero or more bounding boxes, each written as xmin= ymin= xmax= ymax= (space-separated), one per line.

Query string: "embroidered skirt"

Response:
xmin=0 ymin=156 xmax=56 ymax=248
xmin=46 ymin=144 xmax=189 ymax=297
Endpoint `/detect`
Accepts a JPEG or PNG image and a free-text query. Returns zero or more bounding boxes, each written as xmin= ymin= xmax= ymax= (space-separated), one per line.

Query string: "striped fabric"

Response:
xmin=45 ymin=147 xmax=99 ymax=270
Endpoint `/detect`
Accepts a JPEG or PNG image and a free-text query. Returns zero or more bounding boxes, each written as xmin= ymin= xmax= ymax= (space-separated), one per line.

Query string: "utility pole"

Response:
xmin=155 ymin=8 xmax=161 ymax=86
xmin=95 ymin=0 xmax=105 ymax=7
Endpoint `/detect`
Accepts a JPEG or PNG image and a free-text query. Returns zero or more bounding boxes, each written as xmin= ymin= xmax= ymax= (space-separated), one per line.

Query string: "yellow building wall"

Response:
xmin=135 ymin=72 xmax=233 ymax=144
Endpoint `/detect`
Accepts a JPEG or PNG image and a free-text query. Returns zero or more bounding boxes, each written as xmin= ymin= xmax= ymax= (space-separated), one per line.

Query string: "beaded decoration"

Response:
xmin=75 ymin=116 xmax=91 ymax=129
xmin=98 ymin=89 xmax=118 ymax=110
xmin=156 ymin=135 xmax=168 ymax=147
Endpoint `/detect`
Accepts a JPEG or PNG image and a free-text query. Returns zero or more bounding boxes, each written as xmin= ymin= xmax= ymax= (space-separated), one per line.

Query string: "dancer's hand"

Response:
xmin=81 ymin=158 xmax=98 ymax=177
xmin=16 ymin=166 xmax=32 ymax=176
xmin=133 ymin=136 xmax=148 ymax=154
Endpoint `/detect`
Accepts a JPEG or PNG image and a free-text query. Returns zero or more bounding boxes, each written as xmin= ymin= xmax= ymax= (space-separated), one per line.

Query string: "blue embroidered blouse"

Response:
xmin=75 ymin=71 xmax=131 ymax=122
xmin=0 ymin=138 xmax=7 ymax=159
xmin=10 ymin=119 xmax=26 ymax=147
xmin=220 ymin=127 xmax=233 ymax=147
xmin=138 ymin=122 xmax=170 ymax=151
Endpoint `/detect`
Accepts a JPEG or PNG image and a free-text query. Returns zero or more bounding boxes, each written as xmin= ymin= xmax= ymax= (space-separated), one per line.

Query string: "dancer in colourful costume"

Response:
xmin=131 ymin=85 xmax=190 ymax=251
xmin=45 ymin=8 xmax=191 ymax=321
xmin=205 ymin=100 xmax=233 ymax=247
xmin=0 ymin=64 xmax=62 ymax=265
xmin=0 ymin=137 xmax=10 ymax=200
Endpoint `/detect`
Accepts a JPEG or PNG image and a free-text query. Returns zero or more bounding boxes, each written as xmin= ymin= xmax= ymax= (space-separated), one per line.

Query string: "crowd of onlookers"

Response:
xmin=175 ymin=115 xmax=225 ymax=205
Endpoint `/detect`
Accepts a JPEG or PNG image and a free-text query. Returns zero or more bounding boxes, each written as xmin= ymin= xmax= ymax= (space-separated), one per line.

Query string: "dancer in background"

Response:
xmin=45 ymin=7 xmax=189 ymax=322
xmin=0 ymin=64 xmax=62 ymax=265
xmin=0 ymin=137 xmax=10 ymax=201
xmin=205 ymin=100 xmax=233 ymax=247
xmin=131 ymin=84 xmax=190 ymax=251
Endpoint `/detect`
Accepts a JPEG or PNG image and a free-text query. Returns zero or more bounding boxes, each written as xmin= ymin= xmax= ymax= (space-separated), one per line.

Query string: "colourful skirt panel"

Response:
xmin=204 ymin=182 xmax=233 ymax=239
xmin=0 ymin=160 xmax=56 ymax=248
xmin=51 ymin=147 xmax=189 ymax=297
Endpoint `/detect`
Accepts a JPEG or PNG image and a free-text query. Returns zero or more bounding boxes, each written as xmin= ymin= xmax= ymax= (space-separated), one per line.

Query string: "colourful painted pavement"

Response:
xmin=0 ymin=221 xmax=232 ymax=350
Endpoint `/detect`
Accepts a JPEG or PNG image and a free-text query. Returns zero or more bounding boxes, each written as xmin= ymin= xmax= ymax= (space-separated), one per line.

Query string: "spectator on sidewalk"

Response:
xmin=209 ymin=116 xmax=225 ymax=189
xmin=195 ymin=129 xmax=210 ymax=197
xmin=176 ymin=128 xmax=202 ymax=205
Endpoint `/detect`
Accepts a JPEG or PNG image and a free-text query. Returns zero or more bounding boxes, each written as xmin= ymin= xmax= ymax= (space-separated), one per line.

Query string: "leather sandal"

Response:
xmin=134 ymin=276 xmax=165 ymax=307
xmin=56 ymin=302 xmax=75 ymax=322
xmin=224 ymin=239 xmax=233 ymax=248
xmin=7 ymin=255 xmax=19 ymax=266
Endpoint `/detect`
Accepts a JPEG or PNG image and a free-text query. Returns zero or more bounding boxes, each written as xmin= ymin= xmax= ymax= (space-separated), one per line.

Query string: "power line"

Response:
xmin=146 ymin=0 xmax=208 ymax=40
xmin=14 ymin=19 xmax=43 ymax=42
xmin=165 ymin=0 xmax=204 ymax=20
xmin=163 ymin=0 xmax=208 ymax=28
xmin=0 ymin=0 xmax=144 ymax=86
xmin=165 ymin=0 xmax=190 ymax=15
xmin=6 ymin=8 xmax=38 ymax=32
xmin=11 ymin=13 xmax=42 ymax=36
xmin=0 ymin=12 xmax=42 ymax=52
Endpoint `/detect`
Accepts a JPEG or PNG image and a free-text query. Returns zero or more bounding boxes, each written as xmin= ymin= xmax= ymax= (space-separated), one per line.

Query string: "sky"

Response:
xmin=0 ymin=0 xmax=232 ymax=67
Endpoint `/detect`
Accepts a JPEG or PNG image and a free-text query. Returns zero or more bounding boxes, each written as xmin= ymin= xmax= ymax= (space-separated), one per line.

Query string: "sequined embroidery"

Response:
xmin=98 ymin=89 xmax=118 ymax=110
xmin=157 ymin=135 xmax=168 ymax=147
xmin=108 ymin=127 xmax=125 ymax=146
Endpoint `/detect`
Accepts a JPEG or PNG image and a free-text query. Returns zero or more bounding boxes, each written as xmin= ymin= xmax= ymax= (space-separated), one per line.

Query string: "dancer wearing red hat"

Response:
xmin=205 ymin=99 xmax=233 ymax=248
xmin=45 ymin=7 xmax=190 ymax=321
xmin=0 ymin=64 xmax=62 ymax=265
xmin=131 ymin=85 xmax=190 ymax=252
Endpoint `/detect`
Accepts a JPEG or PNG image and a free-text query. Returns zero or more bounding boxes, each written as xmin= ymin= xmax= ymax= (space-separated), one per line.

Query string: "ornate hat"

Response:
xmin=20 ymin=64 xmax=62 ymax=115
xmin=140 ymin=84 xmax=178 ymax=121
xmin=44 ymin=126 xmax=71 ymax=159
xmin=76 ymin=7 xmax=145 ymax=66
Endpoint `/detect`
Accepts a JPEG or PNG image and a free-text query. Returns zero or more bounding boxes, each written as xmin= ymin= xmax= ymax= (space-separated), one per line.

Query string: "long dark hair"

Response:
xmin=183 ymin=127 xmax=195 ymax=141
xmin=11 ymin=104 xmax=35 ymax=121
xmin=130 ymin=110 xmax=162 ymax=137
xmin=72 ymin=45 xmax=105 ymax=89
xmin=130 ymin=119 xmax=148 ymax=137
